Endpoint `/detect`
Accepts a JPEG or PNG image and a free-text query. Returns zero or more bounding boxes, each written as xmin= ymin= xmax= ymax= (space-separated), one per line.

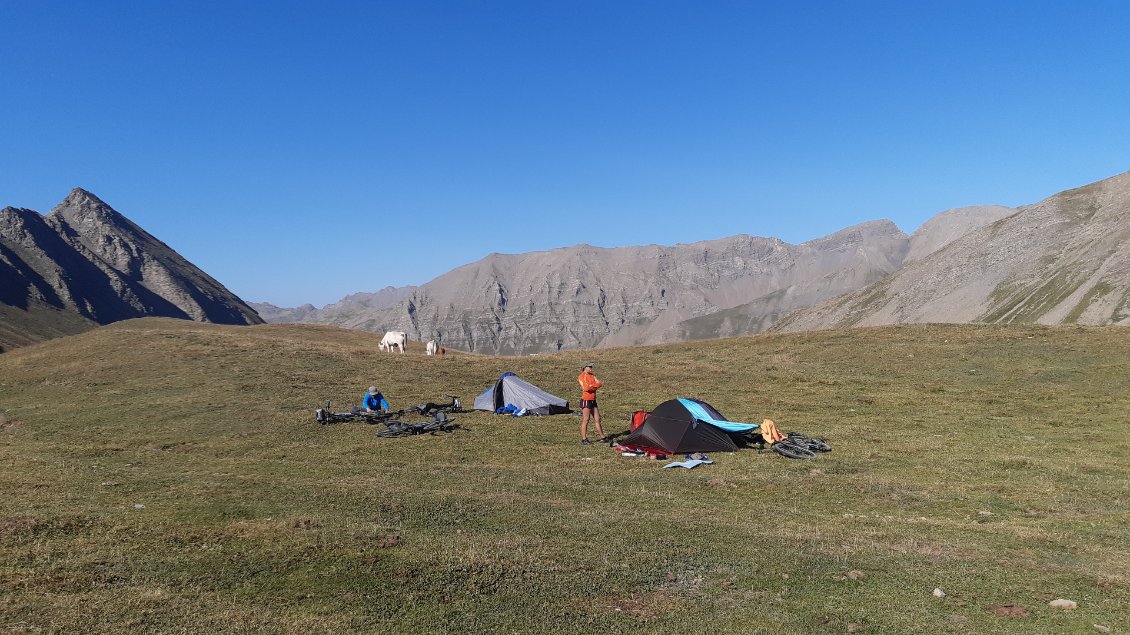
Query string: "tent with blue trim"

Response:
xmin=472 ymin=372 xmax=570 ymax=416
xmin=618 ymin=398 xmax=760 ymax=453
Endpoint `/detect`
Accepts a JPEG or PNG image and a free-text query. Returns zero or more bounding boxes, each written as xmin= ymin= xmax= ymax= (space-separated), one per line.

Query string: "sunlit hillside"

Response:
xmin=1 ymin=318 xmax=1127 ymax=633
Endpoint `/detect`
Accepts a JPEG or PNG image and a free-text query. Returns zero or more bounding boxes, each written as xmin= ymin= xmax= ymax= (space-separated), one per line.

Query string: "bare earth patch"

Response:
xmin=607 ymin=592 xmax=680 ymax=622
xmin=0 ymin=518 xmax=37 ymax=533
xmin=986 ymin=604 xmax=1030 ymax=617
xmin=359 ymin=533 xmax=402 ymax=549
xmin=0 ymin=411 xmax=19 ymax=430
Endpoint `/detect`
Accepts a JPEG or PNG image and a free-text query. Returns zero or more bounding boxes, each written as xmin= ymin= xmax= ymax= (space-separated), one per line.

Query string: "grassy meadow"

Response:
xmin=0 ymin=317 xmax=1127 ymax=634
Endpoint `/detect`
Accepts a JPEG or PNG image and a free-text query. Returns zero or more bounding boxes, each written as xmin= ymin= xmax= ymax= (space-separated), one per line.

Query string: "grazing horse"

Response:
xmin=378 ymin=330 xmax=408 ymax=353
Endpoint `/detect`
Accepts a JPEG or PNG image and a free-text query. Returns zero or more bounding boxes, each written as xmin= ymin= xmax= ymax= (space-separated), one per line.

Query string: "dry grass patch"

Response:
xmin=0 ymin=518 xmax=36 ymax=533
xmin=0 ymin=320 xmax=1127 ymax=633
xmin=605 ymin=591 xmax=681 ymax=622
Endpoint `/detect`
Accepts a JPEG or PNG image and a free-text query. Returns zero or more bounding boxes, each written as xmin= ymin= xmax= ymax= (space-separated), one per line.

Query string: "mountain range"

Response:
xmin=311 ymin=219 xmax=921 ymax=354
xmin=0 ymin=189 xmax=262 ymax=351
xmin=260 ymin=171 xmax=1128 ymax=354
xmin=4 ymin=171 xmax=1126 ymax=355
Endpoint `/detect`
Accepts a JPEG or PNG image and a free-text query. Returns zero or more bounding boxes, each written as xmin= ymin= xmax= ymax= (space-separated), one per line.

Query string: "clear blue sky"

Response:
xmin=3 ymin=1 xmax=1129 ymax=307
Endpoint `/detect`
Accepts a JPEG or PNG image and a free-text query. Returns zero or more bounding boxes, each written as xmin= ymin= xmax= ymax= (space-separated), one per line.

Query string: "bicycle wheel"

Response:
xmin=806 ymin=438 xmax=832 ymax=452
xmin=772 ymin=440 xmax=816 ymax=460
xmin=376 ymin=421 xmax=408 ymax=436
xmin=786 ymin=432 xmax=831 ymax=453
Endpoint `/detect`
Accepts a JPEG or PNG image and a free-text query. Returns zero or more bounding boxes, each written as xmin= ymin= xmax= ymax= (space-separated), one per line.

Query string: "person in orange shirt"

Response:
xmin=578 ymin=363 xmax=605 ymax=445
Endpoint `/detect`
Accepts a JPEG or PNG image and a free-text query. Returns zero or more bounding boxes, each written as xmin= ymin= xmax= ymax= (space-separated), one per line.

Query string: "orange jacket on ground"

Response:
xmin=578 ymin=370 xmax=602 ymax=400
xmin=759 ymin=419 xmax=784 ymax=444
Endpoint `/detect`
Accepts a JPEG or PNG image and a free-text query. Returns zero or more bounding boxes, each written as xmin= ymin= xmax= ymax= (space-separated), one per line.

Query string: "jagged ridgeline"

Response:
xmin=261 ymin=169 xmax=1130 ymax=355
xmin=257 ymin=219 xmax=1005 ymax=355
xmin=0 ymin=189 xmax=262 ymax=350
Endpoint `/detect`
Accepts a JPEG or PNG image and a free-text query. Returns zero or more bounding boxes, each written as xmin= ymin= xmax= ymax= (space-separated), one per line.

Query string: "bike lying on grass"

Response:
xmin=410 ymin=395 xmax=464 ymax=416
xmin=314 ymin=401 xmax=462 ymax=439
xmin=770 ymin=432 xmax=832 ymax=460
xmin=375 ymin=411 xmax=461 ymax=438
xmin=314 ymin=402 xmax=406 ymax=426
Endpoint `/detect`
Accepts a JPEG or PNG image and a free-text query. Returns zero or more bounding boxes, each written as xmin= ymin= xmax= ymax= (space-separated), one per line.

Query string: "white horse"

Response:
xmin=426 ymin=340 xmax=437 ymax=356
xmin=378 ymin=331 xmax=407 ymax=353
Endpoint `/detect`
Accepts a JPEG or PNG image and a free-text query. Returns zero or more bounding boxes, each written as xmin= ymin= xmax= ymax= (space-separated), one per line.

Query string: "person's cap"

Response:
xmin=581 ymin=362 xmax=594 ymax=370
xmin=368 ymin=386 xmax=378 ymax=394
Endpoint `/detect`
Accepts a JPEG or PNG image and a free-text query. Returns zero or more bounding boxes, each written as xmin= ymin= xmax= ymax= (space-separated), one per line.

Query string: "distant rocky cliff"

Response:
xmin=269 ymin=220 xmax=920 ymax=354
xmin=774 ymin=171 xmax=1130 ymax=331
xmin=249 ymin=285 xmax=417 ymax=324
xmin=257 ymin=170 xmax=1129 ymax=354
xmin=0 ymin=189 xmax=263 ymax=350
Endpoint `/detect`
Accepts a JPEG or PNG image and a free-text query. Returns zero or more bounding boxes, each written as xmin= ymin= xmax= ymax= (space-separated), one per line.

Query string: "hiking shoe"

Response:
xmin=581 ymin=439 xmax=591 ymax=446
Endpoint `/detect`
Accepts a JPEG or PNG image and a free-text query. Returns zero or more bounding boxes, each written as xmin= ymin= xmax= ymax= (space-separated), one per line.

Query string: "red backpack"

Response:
xmin=629 ymin=410 xmax=650 ymax=431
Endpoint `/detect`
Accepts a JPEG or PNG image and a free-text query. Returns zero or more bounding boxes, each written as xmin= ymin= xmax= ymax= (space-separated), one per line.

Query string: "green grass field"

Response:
xmin=1 ymin=318 xmax=1127 ymax=633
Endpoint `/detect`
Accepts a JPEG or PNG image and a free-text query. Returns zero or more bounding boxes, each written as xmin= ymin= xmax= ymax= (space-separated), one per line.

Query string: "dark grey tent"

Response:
xmin=618 ymin=398 xmax=756 ymax=453
xmin=473 ymin=372 xmax=570 ymax=416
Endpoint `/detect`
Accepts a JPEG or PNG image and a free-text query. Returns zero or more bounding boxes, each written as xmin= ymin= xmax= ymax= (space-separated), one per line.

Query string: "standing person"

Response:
xmin=363 ymin=386 xmax=389 ymax=412
xmin=578 ymin=363 xmax=605 ymax=445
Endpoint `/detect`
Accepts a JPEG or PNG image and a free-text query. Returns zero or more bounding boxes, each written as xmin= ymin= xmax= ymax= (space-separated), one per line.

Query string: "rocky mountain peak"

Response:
xmin=0 ymin=189 xmax=263 ymax=351
xmin=803 ymin=219 xmax=905 ymax=252
xmin=48 ymin=188 xmax=134 ymax=233
xmin=63 ymin=187 xmax=106 ymax=206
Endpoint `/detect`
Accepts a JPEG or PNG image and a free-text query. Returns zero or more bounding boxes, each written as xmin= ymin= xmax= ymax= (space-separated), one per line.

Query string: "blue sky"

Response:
xmin=3 ymin=1 xmax=1129 ymax=307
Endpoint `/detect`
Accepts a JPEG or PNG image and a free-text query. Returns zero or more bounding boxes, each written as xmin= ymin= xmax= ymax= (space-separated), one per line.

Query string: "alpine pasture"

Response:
xmin=1 ymin=318 xmax=1127 ymax=633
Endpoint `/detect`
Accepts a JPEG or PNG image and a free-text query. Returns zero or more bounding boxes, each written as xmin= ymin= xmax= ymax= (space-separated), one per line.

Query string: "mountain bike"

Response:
xmin=771 ymin=432 xmax=832 ymax=459
xmin=410 ymin=395 xmax=464 ymax=416
xmin=315 ymin=401 xmax=405 ymax=426
xmin=375 ymin=411 xmax=460 ymax=438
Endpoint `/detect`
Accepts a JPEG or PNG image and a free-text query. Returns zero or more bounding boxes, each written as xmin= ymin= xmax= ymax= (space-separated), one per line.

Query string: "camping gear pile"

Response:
xmin=314 ymin=399 xmax=463 ymax=439
xmin=314 ymin=371 xmax=572 ymax=439
xmin=314 ymin=372 xmax=830 ymax=459
xmin=311 ymin=393 xmax=461 ymax=438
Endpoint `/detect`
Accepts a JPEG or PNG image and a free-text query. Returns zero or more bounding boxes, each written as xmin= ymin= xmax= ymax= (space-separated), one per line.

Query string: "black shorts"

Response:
xmin=580 ymin=399 xmax=598 ymax=410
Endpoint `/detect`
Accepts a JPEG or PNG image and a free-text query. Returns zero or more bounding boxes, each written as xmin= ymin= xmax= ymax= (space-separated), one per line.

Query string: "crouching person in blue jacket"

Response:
xmin=363 ymin=386 xmax=389 ymax=412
